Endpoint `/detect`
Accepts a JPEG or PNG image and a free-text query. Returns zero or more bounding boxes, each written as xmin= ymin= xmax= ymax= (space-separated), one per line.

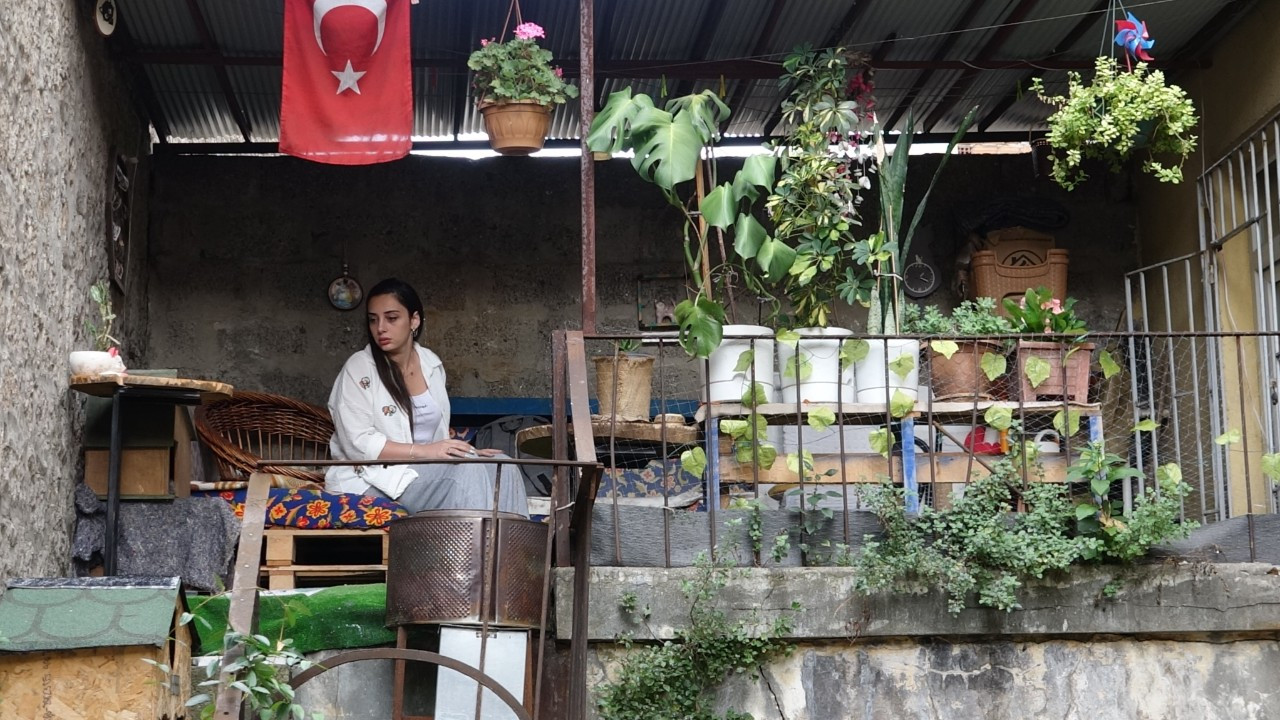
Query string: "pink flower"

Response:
xmin=480 ymin=38 xmax=489 ymax=47
xmin=554 ymin=67 xmax=563 ymax=78
xmin=1040 ymin=298 xmax=1064 ymax=314
xmin=514 ymin=22 xmax=545 ymax=40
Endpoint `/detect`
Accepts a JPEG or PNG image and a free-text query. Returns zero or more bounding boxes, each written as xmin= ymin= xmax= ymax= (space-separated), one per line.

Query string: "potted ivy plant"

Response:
xmin=906 ymin=298 xmax=1013 ymax=401
xmin=69 ymin=280 xmax=126 ymax=376
xmin=1031 ymin=57 xmax=1197 ymax=190
xmin=1003 ymin=287 xmax=1092 ymax=403
xmin=846 ymin=107 xmax=979 ymax=405
xmin=468 ymin=22 xmax=578 ymax=156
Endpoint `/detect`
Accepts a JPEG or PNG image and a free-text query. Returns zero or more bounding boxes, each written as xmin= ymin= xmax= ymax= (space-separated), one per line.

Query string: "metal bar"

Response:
xmin=580 ymin=0 xmax=597 ymax=333
xmin=886 ymin=0 xmax=990 ymax=131
xmin=451 ymin=0 xmax=474 ymax=140
xmin=1199 ymin=162 xmax=1228 ymax=521
xmin=1184 ymin=259 xmax=1212 ymax=521
xmin=1251 ymin=135 xmax=1278 ymax=466
xmin=568 ymin=465 xmax=601 ymax=720
xmin=1234 ymin=336 xmax=1258 ymax=561
xmin=552 ymin=330 xmax=571 ymax=565
xmin=661 ymin=339 xmax=672 ymax=569
xmin=1123 ymin=278 xmax=1140 ymax=513
xmin=566 ymin=332 xmax=598 ymax=465
xmin=1160 ymin=265 xmax=1185 ymax=515
xmin=1139 ymin=273 xmax=1159 ymax=485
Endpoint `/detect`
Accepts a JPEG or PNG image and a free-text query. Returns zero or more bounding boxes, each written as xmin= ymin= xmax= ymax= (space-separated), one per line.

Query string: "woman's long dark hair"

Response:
xmin=366 ymin=278 xmax=425 ymax=425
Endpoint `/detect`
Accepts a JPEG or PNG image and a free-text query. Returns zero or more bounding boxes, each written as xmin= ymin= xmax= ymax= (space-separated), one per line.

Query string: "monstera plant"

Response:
xmin=587 ymin=89 xmax=793 ymax=357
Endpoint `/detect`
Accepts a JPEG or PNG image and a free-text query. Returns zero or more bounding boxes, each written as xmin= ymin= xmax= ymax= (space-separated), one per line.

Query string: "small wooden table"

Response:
xmin=70 ymin=373 xmax=233 ymax=574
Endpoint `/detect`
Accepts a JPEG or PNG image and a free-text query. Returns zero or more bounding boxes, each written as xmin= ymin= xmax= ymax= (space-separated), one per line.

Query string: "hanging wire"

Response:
xmin=500 ymin=0 xmax=525 ymax=41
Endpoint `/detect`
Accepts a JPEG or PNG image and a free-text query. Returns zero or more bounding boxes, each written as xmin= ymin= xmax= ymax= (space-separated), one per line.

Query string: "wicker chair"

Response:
xmin=194 ymin=390 xmax=334 ymax=484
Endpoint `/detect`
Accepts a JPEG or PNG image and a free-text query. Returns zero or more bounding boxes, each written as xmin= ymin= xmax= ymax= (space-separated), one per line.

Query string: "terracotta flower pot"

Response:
xmin=479 ymin=100 xmax=552 ymax=156
xmin=1015 ymin=340 xmax=1094 ymax=403
xmin=928 ymin=340 xmax=1001 ymax=401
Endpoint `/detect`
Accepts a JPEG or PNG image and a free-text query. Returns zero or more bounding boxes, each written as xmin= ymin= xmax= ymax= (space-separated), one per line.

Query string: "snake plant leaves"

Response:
xmin=675 ymin=297 xmax=724 ymax=358
xmin=930 ymin=340 xmax=959 ymax=360
xmin=980 ymin=352 xmax=1006 ymax=381
xmin=1023 ymin=355 xmax=1051 ymax=389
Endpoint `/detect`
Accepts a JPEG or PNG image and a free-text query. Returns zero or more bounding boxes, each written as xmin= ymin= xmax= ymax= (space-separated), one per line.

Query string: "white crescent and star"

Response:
xmin=312 ymin=0 xmax=386 ymax=94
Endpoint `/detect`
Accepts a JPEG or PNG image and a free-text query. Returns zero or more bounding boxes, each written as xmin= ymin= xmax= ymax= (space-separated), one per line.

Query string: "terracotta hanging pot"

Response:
xmin=479 ymin=100 xmax=552 ymax=156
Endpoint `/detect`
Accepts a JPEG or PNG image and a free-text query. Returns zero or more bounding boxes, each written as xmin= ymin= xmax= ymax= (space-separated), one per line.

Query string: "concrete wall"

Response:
xmin=567 ymin=563 xmax=1280 ymax=720
xmin=145 ymin=152 xmax=1134 ymax=406
xmin=0 ymin=0 xmax=149 ymax=588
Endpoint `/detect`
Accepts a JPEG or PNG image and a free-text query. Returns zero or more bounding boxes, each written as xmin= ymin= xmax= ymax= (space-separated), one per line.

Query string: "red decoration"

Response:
xmin=280 ymin=0 xmax=413 ymax=165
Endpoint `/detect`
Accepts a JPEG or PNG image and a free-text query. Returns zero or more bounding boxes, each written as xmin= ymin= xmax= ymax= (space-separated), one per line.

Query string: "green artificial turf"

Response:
xmin=189 ymin=583 xmax=396 ymax=654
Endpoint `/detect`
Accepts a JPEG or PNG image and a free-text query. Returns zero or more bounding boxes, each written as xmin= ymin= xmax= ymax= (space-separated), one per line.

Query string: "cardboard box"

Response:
xmin=83 ymin=405 xmax=194 ymax=499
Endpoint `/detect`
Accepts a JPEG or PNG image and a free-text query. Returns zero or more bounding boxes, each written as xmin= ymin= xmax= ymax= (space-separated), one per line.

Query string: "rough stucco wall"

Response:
xmin=145 ymin=153 xmax=1134 ymax=405
xmin=587 ymin=636 xmax=1280 ymax=720
xmin=0 ymin=0 xmax=149 ymax=589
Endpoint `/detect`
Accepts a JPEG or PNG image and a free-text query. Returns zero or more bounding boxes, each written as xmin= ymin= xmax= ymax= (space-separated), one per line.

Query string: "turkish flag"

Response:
xmin=279 ymin=0 xmax=412 ymax=164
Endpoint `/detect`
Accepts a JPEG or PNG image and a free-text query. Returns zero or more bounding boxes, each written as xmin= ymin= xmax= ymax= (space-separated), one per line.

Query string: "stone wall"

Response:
xmin=145 ymin=151 xmax=1133 ymax=406
xmin=0 ymin=0 xmax=149 ymax=588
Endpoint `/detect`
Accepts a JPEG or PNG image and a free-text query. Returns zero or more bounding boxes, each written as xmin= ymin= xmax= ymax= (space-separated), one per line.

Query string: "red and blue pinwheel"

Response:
xmin=1114 ymin=11 xmax=1155 ymax=64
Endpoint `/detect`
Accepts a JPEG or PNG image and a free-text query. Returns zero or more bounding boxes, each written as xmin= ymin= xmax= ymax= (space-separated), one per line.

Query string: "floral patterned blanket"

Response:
xmin=194 ymin=488 xmax=408 ymax=529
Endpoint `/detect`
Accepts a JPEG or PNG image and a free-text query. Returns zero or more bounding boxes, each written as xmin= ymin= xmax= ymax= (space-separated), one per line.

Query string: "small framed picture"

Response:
xmin=328 ymin=275 xmax=363 ymax=311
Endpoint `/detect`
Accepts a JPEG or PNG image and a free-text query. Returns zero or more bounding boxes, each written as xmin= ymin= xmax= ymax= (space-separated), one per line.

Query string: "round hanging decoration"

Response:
xmin=903 ymin=254 xmax=940 ymax=299
xmin=328 ymin=265 xmax=363 ymax=311
xmin=94 ymin=0 xmax=118 ymax=37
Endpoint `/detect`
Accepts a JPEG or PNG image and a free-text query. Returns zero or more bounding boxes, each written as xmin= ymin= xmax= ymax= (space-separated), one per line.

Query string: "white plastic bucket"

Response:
xmin=854 ymin=338 xmax=921 ymax=404
xmin=777 ymin=327 xmax=854 ymax=404
xmin=705 ymin=325 xmax=776 ymax=403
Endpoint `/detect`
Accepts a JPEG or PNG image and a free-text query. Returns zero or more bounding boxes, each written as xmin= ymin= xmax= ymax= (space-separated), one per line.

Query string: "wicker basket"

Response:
xmin=983 ymin=226 xmax=1056 ymax=266
xmin=971 ymin=248 xmax=1069 ymax=312
xmin=194 ymin=391 xmax=334 ymax=483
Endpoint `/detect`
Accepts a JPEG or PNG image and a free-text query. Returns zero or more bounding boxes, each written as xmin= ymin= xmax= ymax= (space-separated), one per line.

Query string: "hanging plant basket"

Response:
xmin=479 ymin=100 xmax=552 ymax=156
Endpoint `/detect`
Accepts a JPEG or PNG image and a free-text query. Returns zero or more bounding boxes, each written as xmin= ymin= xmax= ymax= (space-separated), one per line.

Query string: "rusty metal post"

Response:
xmin=579 ymin=0 xmax=597 ymax=332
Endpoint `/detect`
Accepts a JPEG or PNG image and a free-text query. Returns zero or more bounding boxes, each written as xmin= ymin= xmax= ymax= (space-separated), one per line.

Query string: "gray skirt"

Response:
xmin=367 ymin=454 xmax=529 ymax=517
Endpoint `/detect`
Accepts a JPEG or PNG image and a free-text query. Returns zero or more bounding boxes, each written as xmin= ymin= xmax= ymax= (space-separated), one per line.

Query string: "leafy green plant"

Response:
xmin=853 ymin=107 xmax=979 ymax=334
xmin=588 ymin=90 xmax=785 ymax=357
xmin=1032 ymin=57 xmax=1197 ymax=190
xmin=1003 ymin=287 xmax=1087 ymax=335
xmin=854 ymin=439 xmax=1195 ymax=613
xmin=88 ymin=279 xmax=119 ymax=351
xmin=952 ymin=297 xmax=1015 ymax=336
xmin=900 ymin=304 xmax=951 ymax=335
xmin=765 ymin=46 xmax=875 ymax=328
xmin=595 ymin=546 xmax=799 ymax=720
xmin=467 ymin=22 xmax=578 ymax=106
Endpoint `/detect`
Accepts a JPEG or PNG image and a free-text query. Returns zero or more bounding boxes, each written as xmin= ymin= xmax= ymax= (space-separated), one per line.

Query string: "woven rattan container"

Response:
xmin=971 ymin=248 xmax=1069 ymax=312
xmin=385 ymin=510 xmax=547 ymax=628
xmin=983 ymin=226 xmax=1057 ymax=266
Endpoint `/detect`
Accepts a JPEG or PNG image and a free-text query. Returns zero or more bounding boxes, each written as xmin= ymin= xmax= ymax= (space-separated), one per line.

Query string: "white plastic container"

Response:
xmin=854 ymin=338 xmax=921 ymax=404
xmin=777 ymin=327 xmax=854 ymax=404
xmin=705 ymin=325 xmax=776 ymax=403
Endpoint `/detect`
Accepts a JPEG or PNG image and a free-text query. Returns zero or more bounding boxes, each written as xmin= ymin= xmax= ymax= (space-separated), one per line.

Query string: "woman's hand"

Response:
xmin=475 ymin=448 xmax=504 ymax=458
xmin=419 ymin=439 xmax=479 ymax=460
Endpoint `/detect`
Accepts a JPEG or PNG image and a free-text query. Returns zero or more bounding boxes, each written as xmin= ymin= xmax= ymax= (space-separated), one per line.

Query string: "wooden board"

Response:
xmin=69 ymin=372 xmax=233 ymax=402
xmin=516 ymin=419 xmax=699 ymax=460
xmin=0 ymin=646 xmax=185 ymax=720
xmin=697 ymin=400 xmax=1101 ymax=423
xmin=720 ymin=451 xmax=1072 ymax=485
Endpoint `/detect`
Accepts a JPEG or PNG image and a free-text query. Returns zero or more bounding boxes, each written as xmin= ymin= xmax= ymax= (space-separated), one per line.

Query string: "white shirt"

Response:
xmin=326 ymin=344 xmax=450 ymax=498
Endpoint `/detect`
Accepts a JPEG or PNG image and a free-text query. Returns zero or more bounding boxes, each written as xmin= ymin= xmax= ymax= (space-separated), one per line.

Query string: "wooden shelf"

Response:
xmin=719 ymin=451 xmax=1073 ymax=485
xmin=697 ymin=400 xmax=1100 ymax=423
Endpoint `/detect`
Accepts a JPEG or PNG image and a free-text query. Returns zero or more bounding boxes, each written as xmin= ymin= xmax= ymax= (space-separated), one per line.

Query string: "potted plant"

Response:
xmin=588 ymin=88 xmax=790 ymax=413
xmin=69 ymin=280 xmax=126 ymax=376
xmin=468 ymin=22 xmax=578 ymax=156
xmin=907 ymin=298 xmax=1014 ymax=401
xmin=765 ymin=46 xmax=873 ymax=405
xmin=1003 ymin=287 xmax=1092 ymax=402
xmin=845 ymin=107 xmax=979 ymax=405
xmin=593 ymin=339 xmax=655 ymax=422
xmin=1031 ymin=57 xmax=1197 ymax=190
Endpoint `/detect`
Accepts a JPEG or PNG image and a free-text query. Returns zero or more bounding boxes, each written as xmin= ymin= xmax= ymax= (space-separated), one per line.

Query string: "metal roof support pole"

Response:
xmin=579 ymin=0 xmax=596 ymax=333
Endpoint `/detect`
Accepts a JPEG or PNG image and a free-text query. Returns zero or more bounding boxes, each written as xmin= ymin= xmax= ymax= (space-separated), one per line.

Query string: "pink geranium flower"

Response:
xmin=514 ymin=22 xmax=545 ymax=40
xmin=479 ymin=38 xmax=489 ymax=46
xmin=554 ymin=67 xmax=563 ymax=77
xmin=1040 ymin=298 xmax=1064 ymax=314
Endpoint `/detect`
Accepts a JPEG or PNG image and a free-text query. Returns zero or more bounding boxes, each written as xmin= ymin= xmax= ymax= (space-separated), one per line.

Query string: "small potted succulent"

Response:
xmin=1031 ymin=56 xmax=1197 ymax=190
xmin=1003 ymin=287 xmax=1092 ymax=402
xmin=468 ymin=22 xmax=578 ymax=156
xmin=69 ymin=280 xmax=126 ymax=376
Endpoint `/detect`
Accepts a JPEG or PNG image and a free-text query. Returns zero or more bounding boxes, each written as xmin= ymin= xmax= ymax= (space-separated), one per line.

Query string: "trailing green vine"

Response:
xmin=596 ymin=544 xmax=800 ymax=720
xmin=853 ymin=439 xmax=1196 ymax=613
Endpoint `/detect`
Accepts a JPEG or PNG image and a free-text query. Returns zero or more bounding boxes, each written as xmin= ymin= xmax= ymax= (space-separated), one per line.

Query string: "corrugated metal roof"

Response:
xmin=113 ymin=0 xmax=1245 ymax=148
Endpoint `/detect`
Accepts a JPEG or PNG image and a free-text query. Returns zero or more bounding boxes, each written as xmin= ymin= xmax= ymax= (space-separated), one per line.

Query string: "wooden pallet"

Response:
xmin=261 ymin=528 xmax=390 ymax=590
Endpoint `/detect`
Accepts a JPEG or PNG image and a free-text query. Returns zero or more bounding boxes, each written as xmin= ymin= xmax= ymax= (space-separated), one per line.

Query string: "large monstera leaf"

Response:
xmin=586 ymin=89 xmax=654 ymax=154
xmin=587 ymin=89 xmax=726 ymax=193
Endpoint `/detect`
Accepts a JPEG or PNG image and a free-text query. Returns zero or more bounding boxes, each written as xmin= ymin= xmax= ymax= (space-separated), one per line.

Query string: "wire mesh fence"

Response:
xmin=571 ymin=330 xmax=1280 ymax=567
